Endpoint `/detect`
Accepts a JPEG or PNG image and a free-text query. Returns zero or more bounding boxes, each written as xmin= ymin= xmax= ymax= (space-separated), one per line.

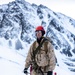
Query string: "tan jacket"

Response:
xmin=25 ymin=38 xmax=56 ymax=73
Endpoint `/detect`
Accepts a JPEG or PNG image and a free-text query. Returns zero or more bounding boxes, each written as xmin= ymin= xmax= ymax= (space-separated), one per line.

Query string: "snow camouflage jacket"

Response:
xmin=25 ymin=37 xmax=56 ymax=72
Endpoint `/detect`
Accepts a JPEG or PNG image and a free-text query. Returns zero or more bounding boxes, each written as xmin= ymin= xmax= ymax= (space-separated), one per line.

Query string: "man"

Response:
xmin=24 ymin=26 xmax=56 ymax=75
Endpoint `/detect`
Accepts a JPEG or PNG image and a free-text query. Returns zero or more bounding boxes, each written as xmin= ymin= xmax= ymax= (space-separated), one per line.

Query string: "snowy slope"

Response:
xmin=0 ymin=46 xmax=24 ymax=75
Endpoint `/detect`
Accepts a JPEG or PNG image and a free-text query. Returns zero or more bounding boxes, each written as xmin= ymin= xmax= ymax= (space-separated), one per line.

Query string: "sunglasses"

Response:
xmin=35 ymin=31 xmax=42 ymax=34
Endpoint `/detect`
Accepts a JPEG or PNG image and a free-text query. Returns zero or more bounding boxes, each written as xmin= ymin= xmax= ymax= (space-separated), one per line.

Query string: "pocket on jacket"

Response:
xmin=37 ymin=53 xmax=48 ymax=67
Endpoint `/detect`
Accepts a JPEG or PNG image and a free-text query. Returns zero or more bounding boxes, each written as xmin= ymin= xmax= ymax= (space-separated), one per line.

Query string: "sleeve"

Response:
xmin=47 ymin=42 xmax=56 ymax=70
xmin=25 ymin=44 xmax=33 ymax=69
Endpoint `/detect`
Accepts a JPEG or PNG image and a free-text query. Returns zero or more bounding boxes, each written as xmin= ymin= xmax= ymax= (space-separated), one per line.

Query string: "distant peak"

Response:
xmin=15 ymin=0 xmax=26 ymax=3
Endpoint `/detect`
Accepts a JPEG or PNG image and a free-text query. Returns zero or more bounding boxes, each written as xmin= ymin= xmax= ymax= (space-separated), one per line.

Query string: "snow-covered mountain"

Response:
xmin=0 ymin=0 xmax=75 ymax=75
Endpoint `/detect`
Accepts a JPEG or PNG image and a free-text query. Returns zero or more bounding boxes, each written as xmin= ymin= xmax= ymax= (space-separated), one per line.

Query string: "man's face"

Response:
xmin=36 ymin=31 xmax=42 ymax=39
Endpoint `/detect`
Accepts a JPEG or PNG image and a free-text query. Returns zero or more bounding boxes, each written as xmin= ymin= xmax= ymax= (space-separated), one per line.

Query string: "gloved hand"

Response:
xmin=23 ymin=68 xmax=28 ymax=74
xmin=47 ymin=71 xmax=53 ymax=75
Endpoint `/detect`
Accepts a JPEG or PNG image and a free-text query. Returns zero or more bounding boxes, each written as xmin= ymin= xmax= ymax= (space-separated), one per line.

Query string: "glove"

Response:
xmin=47 ymin=71 xmax=53 ymax=75
xmin=23 ymin=68 xmax=28 ymax=74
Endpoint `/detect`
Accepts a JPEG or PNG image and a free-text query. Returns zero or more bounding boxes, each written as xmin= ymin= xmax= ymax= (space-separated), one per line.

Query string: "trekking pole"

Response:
xmin=54 ymin=72 xmax=57 ymax=75
xmin=30 ymin=64 xmax=32 ymax=75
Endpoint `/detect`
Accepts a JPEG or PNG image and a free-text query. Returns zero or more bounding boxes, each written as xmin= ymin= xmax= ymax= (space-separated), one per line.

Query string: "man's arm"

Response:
xmin=47 ymin=42 xmax=56 ymax=71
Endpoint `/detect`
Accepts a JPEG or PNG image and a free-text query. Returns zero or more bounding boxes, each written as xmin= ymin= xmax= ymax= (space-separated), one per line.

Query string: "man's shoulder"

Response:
xmin=44 ymin=37 xmax=51 ymax=42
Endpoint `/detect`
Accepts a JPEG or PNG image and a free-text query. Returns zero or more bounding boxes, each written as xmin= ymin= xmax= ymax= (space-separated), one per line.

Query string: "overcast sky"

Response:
xmin=0 ymin=0 xmax=75 ymax=19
